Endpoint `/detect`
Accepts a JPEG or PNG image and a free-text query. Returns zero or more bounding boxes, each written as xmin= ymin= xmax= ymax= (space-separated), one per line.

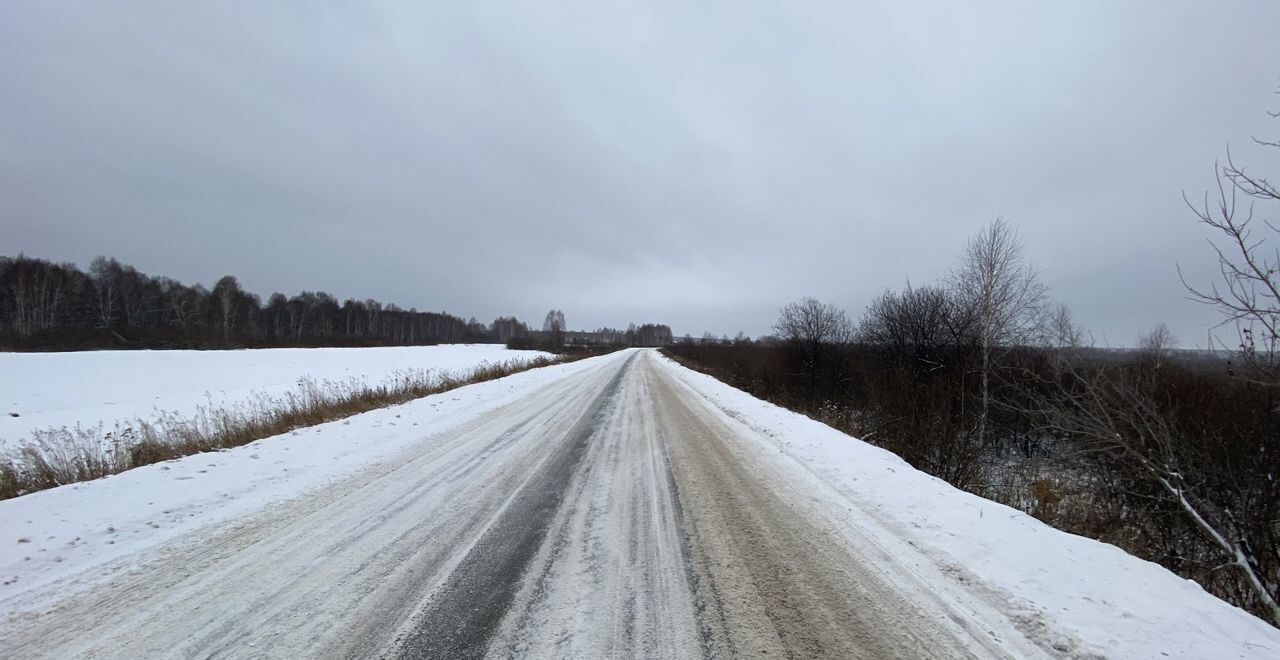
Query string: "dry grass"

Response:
xmin=0 ymin=353 xmax=585 ymax=500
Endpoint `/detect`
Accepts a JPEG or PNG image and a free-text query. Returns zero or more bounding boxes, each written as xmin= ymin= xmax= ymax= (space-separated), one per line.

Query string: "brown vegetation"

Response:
xmin=665 ymin=336 xmax=1279 ymax=624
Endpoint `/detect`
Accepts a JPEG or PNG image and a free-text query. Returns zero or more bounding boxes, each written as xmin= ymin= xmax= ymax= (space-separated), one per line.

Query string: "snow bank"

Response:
xmin=0 ymin=345 xmax=550 ymax=449
xmin=657 ymin=354 xmax=1280 ymax=660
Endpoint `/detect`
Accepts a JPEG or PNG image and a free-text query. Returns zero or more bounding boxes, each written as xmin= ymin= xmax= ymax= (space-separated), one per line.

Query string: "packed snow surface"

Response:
xmin=0 ymin=349 xmax=1276 ymax=658
xmin=0 ymin=344 xmax=550 ymax=448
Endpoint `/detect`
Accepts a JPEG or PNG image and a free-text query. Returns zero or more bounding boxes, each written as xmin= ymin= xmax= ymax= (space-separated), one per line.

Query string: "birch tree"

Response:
xmin=212 ymin=275 xmax=242 ymax=341
xmin=952 ymin=218 xmax=1047 ymax=446
xmin=89 ymin=256 xmax=120 ymax=329
xmin=543 ymin=309 xmax=566 ymax=351
xmin=1027 ymin=360 xmax=1280 ymax=625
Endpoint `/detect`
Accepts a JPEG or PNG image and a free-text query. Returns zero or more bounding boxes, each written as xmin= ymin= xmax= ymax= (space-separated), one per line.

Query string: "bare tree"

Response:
xmin=1181 ymin=124 xmax=1280 ymax=383
xmin=952 ymin=218 xmax=1047 ymax=446
xmin=1027 ymin=359 xmax=1280 ymax=625
xmin=1045 ymin=302 xmax=1085 ymax=349
xmin=774 ymin=297 xmax=851 ymax=350
xmin=774 ymin=297 xmax=852 ymax=382
xmin=212 ymin=275 xmax=243 ymax=341
xmin=1137 ymin=322 xmax=1178 ymax=370
xmin=159 ymin=277 xmax=204 ymax=335
xmin=859 ymin=283 xmax=974 ymax=370
xmin=0 ymin=256 xmax=84 ymax=338
xmin=89 ymin=256 xmax=120 ymax=330
xmin=492 ymin=316 xmax=528 ymax=343
xmin=1025 ymin=105 xmax=1280 ymax=625
xmin=543 ymin=309 xmax=566 ymax=351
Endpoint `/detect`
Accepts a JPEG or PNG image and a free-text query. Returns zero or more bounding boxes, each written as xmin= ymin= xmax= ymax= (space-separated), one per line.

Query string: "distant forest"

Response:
xmin=0 ymin=255 xmax=672 ymax=351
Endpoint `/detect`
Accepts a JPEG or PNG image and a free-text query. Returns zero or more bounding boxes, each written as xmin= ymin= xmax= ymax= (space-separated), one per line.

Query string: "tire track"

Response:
xmin=0 ymin=353 xmax=632 ymax=660
xmin=648 ymin=351 xmax=1012 ymax=659
xmin=477 ymin=351 xmax=704 ymax=660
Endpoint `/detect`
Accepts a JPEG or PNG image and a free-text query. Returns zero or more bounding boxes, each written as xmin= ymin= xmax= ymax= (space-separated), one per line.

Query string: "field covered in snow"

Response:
xmin=0 ymin=345 xmax=551 ymax=450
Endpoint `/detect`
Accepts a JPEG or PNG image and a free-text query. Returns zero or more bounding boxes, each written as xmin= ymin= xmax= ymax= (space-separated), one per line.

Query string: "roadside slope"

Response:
xmin=653 ymin=351 xmax=1280 ymax=659
xmin=647 ymin=353 xmax=1040 ymax=659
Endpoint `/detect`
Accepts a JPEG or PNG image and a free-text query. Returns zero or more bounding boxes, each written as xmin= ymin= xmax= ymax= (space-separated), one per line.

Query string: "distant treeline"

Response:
xmin=0 ymin=255 xmax=672 ymax=351
xmin=509 ymin=324 xmax=675 ymax=351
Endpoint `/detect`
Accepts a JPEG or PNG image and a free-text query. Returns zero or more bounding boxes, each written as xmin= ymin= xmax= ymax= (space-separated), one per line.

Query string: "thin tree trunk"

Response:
xmin=1156 ymin=474 xmax=1280 ymax=625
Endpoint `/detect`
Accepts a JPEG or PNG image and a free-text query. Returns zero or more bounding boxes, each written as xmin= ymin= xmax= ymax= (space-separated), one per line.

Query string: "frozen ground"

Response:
xmin=1 ymin=349 xmax=1276 ymax=658
xmin=0 ymin=344 xmax=551 ymax=449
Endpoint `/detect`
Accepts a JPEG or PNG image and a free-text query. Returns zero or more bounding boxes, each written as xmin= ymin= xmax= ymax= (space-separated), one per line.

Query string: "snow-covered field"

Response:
xmin=0 ymin=345 xmax=551 ymax=450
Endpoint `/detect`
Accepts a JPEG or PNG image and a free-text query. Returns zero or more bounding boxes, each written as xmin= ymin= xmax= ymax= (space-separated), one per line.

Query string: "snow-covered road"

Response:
xmin=2 ymin=349 xmax=1278 ymax=658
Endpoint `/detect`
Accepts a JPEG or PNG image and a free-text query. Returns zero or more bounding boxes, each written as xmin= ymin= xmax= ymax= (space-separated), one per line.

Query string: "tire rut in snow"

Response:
xmin=650 ymin=357 xmax=992 ymax=659
xmin=479 ymin=353 xmax=705 ymax=659
xmin=389 ymin=353 xmax=636 ymax=660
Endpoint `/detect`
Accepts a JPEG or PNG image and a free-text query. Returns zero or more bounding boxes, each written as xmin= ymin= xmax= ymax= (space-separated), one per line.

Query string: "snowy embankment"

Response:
xmin=0 ymin=344 xmax=550 ymax=450
xmin=0 ymin=353 xmax=608 ymax=608
xmin=655 ymin=353 xmax=1280 ymax=659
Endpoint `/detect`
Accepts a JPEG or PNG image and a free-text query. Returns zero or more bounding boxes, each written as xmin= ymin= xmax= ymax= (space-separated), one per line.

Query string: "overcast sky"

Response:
xmin=2 ymin=2 xmax=1277 ymax=345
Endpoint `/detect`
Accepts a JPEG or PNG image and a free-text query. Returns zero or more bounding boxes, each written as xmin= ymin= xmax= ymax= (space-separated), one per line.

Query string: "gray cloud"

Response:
xmin=2 ymin=1 xmax=1277 ymax=345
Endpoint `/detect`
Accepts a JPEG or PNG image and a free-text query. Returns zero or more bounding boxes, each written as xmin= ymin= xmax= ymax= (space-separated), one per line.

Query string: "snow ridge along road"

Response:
xmin=3 ymin=349 xmax=1278 ymax=658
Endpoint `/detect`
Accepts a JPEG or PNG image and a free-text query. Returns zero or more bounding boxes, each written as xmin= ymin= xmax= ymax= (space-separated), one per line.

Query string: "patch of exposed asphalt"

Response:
xmin=476 ymin=353 xmax=704 ymax=659
xmin=390 ymin=353 xmax=636 ymax=660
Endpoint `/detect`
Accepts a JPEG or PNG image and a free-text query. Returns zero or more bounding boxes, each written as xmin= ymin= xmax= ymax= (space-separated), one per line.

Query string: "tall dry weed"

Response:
xmin=0 ymin=354 xmax=571 ymax=500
